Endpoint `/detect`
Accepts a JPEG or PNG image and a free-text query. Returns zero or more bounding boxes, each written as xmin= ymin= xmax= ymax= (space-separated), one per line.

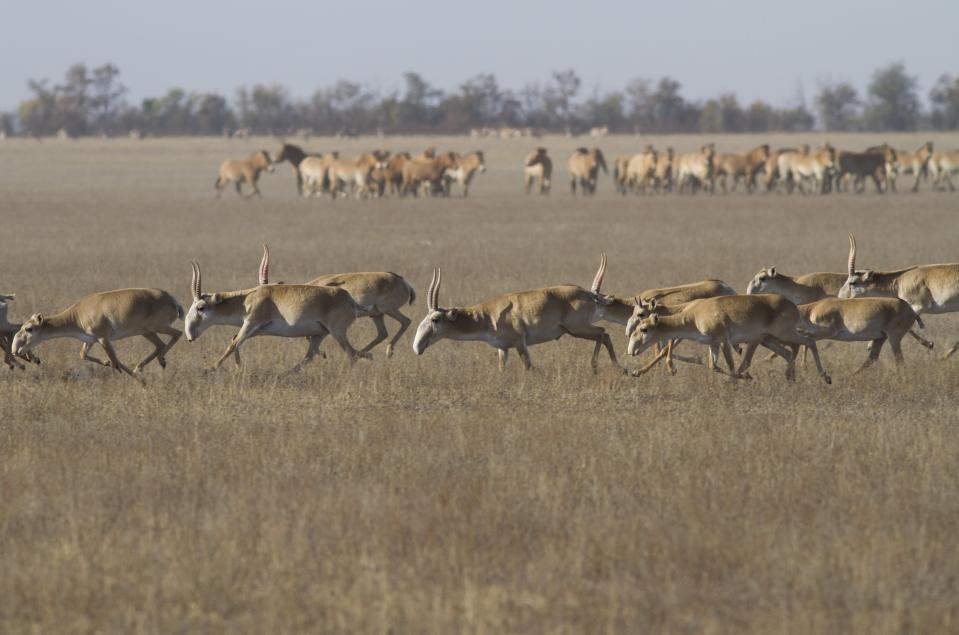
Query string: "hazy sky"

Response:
xmin=2 ymin=0 xmax=957 ymax=111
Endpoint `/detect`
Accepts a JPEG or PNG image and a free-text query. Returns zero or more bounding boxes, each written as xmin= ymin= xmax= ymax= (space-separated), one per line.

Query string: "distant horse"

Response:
xmin=524 ymin=148 xmax=552 ymax=195
xmin=215 ymin=150 xmax=274 ymax=198
xmin=273 ymin=143 xmax=317 ymax=195
xmin=568 ymin=147 xmax=607 ymax=195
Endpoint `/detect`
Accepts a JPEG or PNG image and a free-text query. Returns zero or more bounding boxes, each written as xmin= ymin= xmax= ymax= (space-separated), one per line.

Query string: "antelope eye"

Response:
xmin=431 ymin=315 xmax=441 ymax=322
xmin=197 ymin=306 xmax=205 ymax=312
xmin=25 ymin=326 xmax=33 ymax=333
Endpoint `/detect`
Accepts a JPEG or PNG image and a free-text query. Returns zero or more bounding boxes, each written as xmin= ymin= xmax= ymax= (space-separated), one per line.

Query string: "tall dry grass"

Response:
xmin=1 ymin=134 xmax=958 ymax=632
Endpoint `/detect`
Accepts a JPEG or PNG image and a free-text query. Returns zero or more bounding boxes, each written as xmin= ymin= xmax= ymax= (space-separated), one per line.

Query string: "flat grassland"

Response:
xmin=2 ymin=133 xmax=958 ymax=633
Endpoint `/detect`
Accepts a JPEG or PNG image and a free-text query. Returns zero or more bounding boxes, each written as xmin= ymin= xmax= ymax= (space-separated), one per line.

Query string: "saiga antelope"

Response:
xmin=257 ymin=245 xmax=416 ymax=358
xmin=184 ymin=260 xmax=372 ymax=370
xmin=412 ymin=260 xmax=621 ymax=371
xmin=796 ymin=297 xmax=919 ymax=373
xmin=0 ymin=294 xmax=40 ymax=370
xmin=626 ymin=294 xmax=832 ymax=384
xmin=746 ymin=266 xmax=932 ymax=350
xmin=840 ymin=234 xmax=959 ymax=358
xmin=10 ymin=288 xmax=183 ymax=380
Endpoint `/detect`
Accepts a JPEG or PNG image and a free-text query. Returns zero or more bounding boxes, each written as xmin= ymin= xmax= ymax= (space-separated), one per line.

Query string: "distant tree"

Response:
xmin=18 ymin=79 xmax=59 ymax=136
xmin=625 ymin=78 xmax=654 ymax=132
xmin=863 ymin=63 xmax=920 ymax=131
xmin=650 ymin=77 xmax=692 ymax=132
xmin=194 ymin=94 xmax=234 ymax=135
xmin=930 ymin=74 xmax=959 ymax=130
xmin=699 ymin=99 xmax=723 ymax=133
xmin=397 ymin=72 xmax=442 ymax=131
xmin=815 ymin=81 xmax=861 ymax=131
xmin=579 ymin=90 xmax=626 ymax=131
xmin=89 ymin=64 xmax=126 ymax=133
xmin=744 ymin=100 xmax=775 ymax=132
xmin=544 ymin=69 xmax=581 ymax=128
xmin=777 ymin=104 xmax=815 ymax=132
xmin=0 ymin=112 xmax=16 ymax=136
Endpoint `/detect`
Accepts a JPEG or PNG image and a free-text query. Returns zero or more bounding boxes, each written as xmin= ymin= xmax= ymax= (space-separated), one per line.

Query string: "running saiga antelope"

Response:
xmin=215 ymin=150 xmax=274 ymax=198
xmin=257 ymin=245 xmax=416 ymax=358
xmin=524 ymin=148 xmax=552 ymax=195
xmin=746 ymin=266 xmax=932 ymax=349
xmin=412 ymin=260 xmax=622 ymax=370
xmin=568 ymin=147 xmax=607 ymax=195
xmin=10 ymin=288 xmax=183 ymax=380
xmin=626 ymin=294 xmax=832 ymax=384
xmin=0 ymin=294 xmax=40 ymax=370
xmin=184 ymin=260 xmax=372 ymax=370
xmin=796 ymin=297 xmax=919 ymax=373
xmin=840 ymin=234 xmax=959 ymax=358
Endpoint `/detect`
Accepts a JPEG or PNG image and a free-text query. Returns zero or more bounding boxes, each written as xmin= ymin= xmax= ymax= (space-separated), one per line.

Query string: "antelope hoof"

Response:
xmin=822 ymin=374 xmax=832 ymax=385
xmin=385 ymin=345 xmax=394 ymax=358
xmin=158 ymin=357 xmax=167 ymax=368
xmin=921 ymin=340 xmax=934 ymax=350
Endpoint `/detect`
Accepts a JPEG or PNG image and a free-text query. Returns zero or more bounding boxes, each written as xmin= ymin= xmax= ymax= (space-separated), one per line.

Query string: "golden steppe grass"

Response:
xmin=2 ymin=133 xmax=959 ymax=633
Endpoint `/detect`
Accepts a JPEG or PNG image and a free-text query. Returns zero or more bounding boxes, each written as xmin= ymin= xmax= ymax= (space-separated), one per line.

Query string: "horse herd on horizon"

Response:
xmin=2 ymin=235 xmax=958 ymax=385
xmin=213 ymin=140 xmax=959 ymax=199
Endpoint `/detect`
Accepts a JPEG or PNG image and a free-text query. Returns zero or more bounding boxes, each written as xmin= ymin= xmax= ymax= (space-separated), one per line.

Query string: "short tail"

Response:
xmin=176 ymin=303 xmax=185 ymax=320
xmin=407 ymin=283 xmax=416 ymax=306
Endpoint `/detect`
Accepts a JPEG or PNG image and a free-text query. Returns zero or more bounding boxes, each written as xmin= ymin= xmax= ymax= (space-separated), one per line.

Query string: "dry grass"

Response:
xmin=2 ymin=133 xmax=959 ymax=633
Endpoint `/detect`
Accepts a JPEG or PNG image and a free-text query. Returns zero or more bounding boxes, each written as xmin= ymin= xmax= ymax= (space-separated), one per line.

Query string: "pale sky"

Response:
xmin=2 ymin=0 xmax=956 ymax=111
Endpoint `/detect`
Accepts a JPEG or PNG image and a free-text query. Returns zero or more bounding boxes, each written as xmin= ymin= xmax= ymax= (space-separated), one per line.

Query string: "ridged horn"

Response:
xmin=426 ymin=267 xmax=439 ymax=311
xmin=591 ymin=253 xmax=607 ymax=293
xmin=191 ymin=261 xmax=202 ymax=299
xmin=259 ymin=244 xmax=270 ymax=285
xmin=847 ymin=234 xmax=856 ymax=276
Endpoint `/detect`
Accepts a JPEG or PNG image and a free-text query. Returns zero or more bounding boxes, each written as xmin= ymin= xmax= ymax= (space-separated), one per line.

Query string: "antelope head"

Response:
xmin=184 ymin=261 xmax=225 ymax=341
xmin=745 ymin=267 xmax=778 ymax=295
xmin=626 ymin=314 xmax=665 ymax=357
xmin=625 ymin=298 xmax=660 ymax=337
xmin=838 ymin=234 xmax=875 ymax=299
xmin=11 ymin=313 xmax=44 ymax=356
xmin=412 ymin=268 xmax=460 ymax=355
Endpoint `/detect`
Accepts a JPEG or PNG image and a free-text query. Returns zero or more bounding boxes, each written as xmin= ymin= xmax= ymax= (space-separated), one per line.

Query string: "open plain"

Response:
xmin=2 ymin=133 xmax=959 ymax=633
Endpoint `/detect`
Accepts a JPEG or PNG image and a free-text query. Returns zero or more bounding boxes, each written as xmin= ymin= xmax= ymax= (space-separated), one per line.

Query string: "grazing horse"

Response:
xmin=215 ymin=150 xmax=274 ymax=198
xmin=568 ymin=147 xmax=608 ymax=195
xmin=524 ymin=148 xmax=552 ymax=195
xmin=445 ymin=151 xmax=486 ymax=197
xmin=273 ymin=143 xmax=317 ymax=195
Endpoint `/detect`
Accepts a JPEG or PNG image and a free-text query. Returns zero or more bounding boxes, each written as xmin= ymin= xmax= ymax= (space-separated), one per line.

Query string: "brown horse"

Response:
xmin=273 ymin=143 xmax=317 ymax=195
xmin=713 ymin=144 xmax=770 ymax=193
xmin=215 ymin=150 xmax=274 ymax=198
xmin=524 ymin=148 xmax=552 ymax=195
xmin=402 ymin=152 xmax=461 ymax=196
xmin=567 ymin=147 xmax=607 ymax=195
xmin=445 ymin=151 xmax=486 ymax=197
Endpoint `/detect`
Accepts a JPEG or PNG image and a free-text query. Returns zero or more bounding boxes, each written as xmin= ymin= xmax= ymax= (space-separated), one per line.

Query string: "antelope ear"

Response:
xmin=210 ymin=293 xmax=222 ymax=305
xmin=649 ymin=314 xmax=658 ymax=326
xmin=768 ymin=266 xmax=776 ymax=277
xmin=446 ymin=309 xmax=459 ymax=322
xmin=863 ymin=270 xmax=875 ymax=282
xmin=35 ymin=313 xmax=44 ymax=325
xmin=648 ymin=298 xmax=658 ymax=310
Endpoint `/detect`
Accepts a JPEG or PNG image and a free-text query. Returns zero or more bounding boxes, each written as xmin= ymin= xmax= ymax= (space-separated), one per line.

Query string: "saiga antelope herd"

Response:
xmin=6 ymin=236 xmax=959 ymax=384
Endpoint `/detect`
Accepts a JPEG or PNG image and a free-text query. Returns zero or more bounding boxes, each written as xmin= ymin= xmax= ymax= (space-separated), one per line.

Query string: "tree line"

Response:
xmin=5 ymin=62 xmax=959 ymax=138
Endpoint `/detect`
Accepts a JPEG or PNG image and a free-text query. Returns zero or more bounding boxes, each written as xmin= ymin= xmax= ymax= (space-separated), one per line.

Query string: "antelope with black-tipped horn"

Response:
xmin=840 ymin=234 xmax=959 ymax=358
xmin=412 ymin=256 xmax=622 ymax=370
